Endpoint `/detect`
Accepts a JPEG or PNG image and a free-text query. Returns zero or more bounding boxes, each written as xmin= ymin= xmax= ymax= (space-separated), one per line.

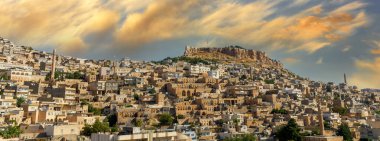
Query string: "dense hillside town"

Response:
xmin=0 ymin=36 xmax=379 ymax=141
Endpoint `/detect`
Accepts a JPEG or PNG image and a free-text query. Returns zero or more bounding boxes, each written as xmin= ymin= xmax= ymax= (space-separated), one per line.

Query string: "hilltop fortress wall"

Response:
xmin=184 ymin=46 xmax=283 ymax=68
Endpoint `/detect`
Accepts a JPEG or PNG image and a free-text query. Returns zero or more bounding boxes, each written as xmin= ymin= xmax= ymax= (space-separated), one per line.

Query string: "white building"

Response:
xmin=99 ymin=67 xmax=112 ymax=76
xmin=45 ymin=124 xmax=80 ymax=137
xmin=189 ymin=65 xmax=210 ymax=74
xmin=208 ymin=70 xmax=221 ymax=79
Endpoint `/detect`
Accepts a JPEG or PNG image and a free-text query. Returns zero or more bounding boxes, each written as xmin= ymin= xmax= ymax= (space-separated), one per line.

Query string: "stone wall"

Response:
xmin=184 ymin=46 xmax=282 ymax=68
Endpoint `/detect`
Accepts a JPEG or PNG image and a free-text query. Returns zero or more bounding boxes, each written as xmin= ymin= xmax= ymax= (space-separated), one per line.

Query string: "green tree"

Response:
xmin=149 ymin=88 xmax=156 ymax=94
xmin=215 ymin=119 xmax=226 ymax=126
xmin=16 ymin=97 xmax=26 ymax=107
xmin=224 ymin=134 xmax=256 ymax=141
xmin=360 ymin=138 xmax=372 ymax=141
xmin=326 ymin=85 xmax=333 ymax=92
xmin=110 ymin=126 xmax=118 ymax=132
xmin=264 ymin=79 xmax=275 ymax=84
xmin=159 ymin=113 xmax=174 ymax=126
xmin=72 ymin=71 xmax=83 ymax=79
xmin=80 ymin=99 xmax=89 ymax=106
xmin=374 ymin=110 xmax=380 ymax=115
xmin=45 ymin=71 xmax=65 ymax=81
xmin=271 ymin=109 xmax=288 ymax=114
xmin=134 ymin=119 xmax=143 ymax=127
xmin=275 ymin=118 xmax=302 ymax=141
xmin=82 ymin=120 xmax=110 ymax=136
xmin=233 ymin=118 xmax=240 ymax=123
xmin=156 ymin=56 xmax=217 ymax=65
xmin=133 ymin=94 xmax=140 ymax=101
xmin=0 ymin=125 xmax=22 ymax=139
xmin=106 ymin=114 xmax=117 ymax=127
xmin=332 ymin=107 xmax=349 ymax=115
xmin=337 ymin=123 xmax=353 ymax=141
xmin=177 ymin=114 xmax=185 ymax=119
xmin=324 ymin=121 xmax=332 ymax=130
xmin=0 ymin=73 xmax=9 ymax=80
xmin=240 ymin=75 xmax=247 ymax=80
xmin=88 ymin=104 xmax=101 ymax=115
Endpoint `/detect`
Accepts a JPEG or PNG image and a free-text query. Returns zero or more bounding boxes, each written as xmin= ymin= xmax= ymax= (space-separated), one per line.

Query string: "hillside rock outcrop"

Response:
xmin=184 ymin=46 xmax=282 ymax=68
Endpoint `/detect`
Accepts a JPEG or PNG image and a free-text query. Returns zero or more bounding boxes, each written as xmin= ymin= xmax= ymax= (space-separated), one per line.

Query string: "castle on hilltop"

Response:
xmin=184 ymin=46 xmax=283 ymax=68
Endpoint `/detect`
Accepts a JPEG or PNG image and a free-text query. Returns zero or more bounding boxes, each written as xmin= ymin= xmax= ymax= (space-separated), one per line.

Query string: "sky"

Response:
xmin=0 ymin=0 xmax=379 ymax=89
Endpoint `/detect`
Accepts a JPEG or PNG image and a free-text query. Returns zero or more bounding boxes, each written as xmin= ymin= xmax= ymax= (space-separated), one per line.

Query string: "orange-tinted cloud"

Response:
xmin=0 ymin=1 xmax=98 ymax=46
xmin=58 ymin=37 xmax=88 ymax=56
xmin=371 ymin=50 xmax=380 ymax=55
xmin=350 ymin=58 xmax=380 ymax=88
xmin=115 ymin=0 xmax=205 ymax=48
xmin=197 ymin=1 xmax=368 ymax=53
xmin=283 ymin=57 xmax=300 ymax=64
xmin=0 ymin=0 xmax=370 ymax=56
xmin=369 ymin=40 xmax=380 ymax=55
xmin=0 ymin=0 xmax=141 ymax=55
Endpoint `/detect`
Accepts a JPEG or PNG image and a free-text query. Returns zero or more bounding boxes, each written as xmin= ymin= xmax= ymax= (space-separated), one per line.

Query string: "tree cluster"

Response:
xmin=337 ymin=123 xmax=353 ymax=141
xmin=16 ymin=97 xmax=26 ymax=107
xmin=224 ymin=134 xmax=256 ymax=141
xmin=82 ymin=120 xmax=110 ymax=136
xmin=88 ymin=105 xmax=102 ymax=115
xmin=0 ymin=125 xmax=21 ymax=139
xmin=45 ymin=71 xmax=85 ymax=81
xmin=159 ymin=113 xmax=174 ymax=126
xmin=270 ymin=109 xmax=288 ymax=114
xmin=81 ymin=100 xmax=102 ymax=115
xmin=275 ymin=118 xmax=302 ymax=141
xmin=264 ymin=79 xmax=275 ymax=84
xmin=154 ymin=56 xmax=218 ymax=65
xmin=332 ymin=107 xmax=349 ymax=115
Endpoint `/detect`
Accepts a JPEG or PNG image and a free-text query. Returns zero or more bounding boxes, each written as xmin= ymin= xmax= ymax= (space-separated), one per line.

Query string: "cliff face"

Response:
xmin=184 ymin=46 xmax=282 ymax=68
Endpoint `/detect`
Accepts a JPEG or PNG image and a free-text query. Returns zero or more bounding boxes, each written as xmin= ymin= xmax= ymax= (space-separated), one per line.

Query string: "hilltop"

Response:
xmin=183 ymin=46 xmax=282 ymax=68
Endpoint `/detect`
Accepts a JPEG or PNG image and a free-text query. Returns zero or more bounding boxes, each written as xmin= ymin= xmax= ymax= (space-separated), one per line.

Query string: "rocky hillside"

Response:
xmin=184 ymin=46 xmax=282 ymax=68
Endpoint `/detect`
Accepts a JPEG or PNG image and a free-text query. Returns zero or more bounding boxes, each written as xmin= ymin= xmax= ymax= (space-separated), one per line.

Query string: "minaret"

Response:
xmin=344 ymin=73 xmax=347 ymax=84
xmin=111 ymin=61 xmax=118 ymax=79
xmin=318 ymin=93 xmax=325 ymax=136
xmin=50 ymin=49 xmax=56 ymax=84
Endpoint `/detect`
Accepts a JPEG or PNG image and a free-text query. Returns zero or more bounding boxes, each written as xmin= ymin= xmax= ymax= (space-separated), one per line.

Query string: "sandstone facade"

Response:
xmin=184 ymin=46 xmax=282 ymax=68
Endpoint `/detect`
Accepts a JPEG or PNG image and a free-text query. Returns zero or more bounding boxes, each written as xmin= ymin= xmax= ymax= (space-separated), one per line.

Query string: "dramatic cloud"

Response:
xmin=0 ymin=1 xmax=98 ymax=48
xmin=0 ymin=0 xmax=144 ymax=55
xmin=198 ymin=1 xmax=368 ymax=53
xmin=114 ymin=0 xmax=206 ymax=50
xmin=0 ymin=0 xmax=369 ymax=56
xmin=351 ymin=38 xmax=380 ymax=88
xmin=283 ymin=57 xmax=300 ymax=64
xmin=369 ymin=40 xmax=380 ymax=55
xmin=0 ymin=0 xmax=378 ymax=88
xmin=350 ymin=58 xmax=380 ymax=88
